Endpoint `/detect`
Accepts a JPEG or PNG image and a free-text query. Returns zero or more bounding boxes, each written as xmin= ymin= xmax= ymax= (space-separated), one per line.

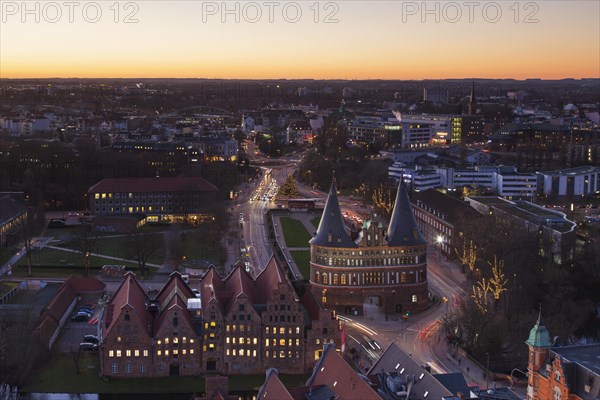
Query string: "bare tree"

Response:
xmin=122 ymin=228 xmax=162 ymax=277
xmin=68 ymin=226 xmax=98 ymax=277
xmin=488 ymin=256 xmax=509 ymax=305
xmin=17 ymin=211 xmax=38 ymax=277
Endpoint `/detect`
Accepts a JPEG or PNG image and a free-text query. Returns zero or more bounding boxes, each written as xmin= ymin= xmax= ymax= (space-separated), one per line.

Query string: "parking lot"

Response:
xmin=55 ymin=299 xmax=104 ymax=353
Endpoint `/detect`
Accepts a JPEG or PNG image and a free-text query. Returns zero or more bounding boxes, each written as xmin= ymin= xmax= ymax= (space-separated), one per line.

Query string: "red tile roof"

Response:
xmin=65 ymin=276 xmax=106 ymax=294
xmin=88 ymin=177 xmax=218 ymax=194
xmin=257 ymin=369 xmax=295 ymax=400
xmin=199 ymin=257 xmax=290 ymax=315
xmin=307 ymin=344 xmax=381 ymax=400
xmin=255 ymin=256 xmax=286 ymax=304
xmin=102 ymin=272 xmax=150 ymax=336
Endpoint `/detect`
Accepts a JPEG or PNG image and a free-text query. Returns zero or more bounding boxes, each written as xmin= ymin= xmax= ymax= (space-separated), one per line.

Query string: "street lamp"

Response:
xmin=442 ymin=296 xmax=449 ymax=317
xmin=436 ymin=235 xmax=444 ymax=261
xmin=486 ymin=352 xmax=490 ymax=389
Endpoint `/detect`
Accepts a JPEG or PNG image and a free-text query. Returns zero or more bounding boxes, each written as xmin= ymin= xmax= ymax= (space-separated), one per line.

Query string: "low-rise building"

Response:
xmin=87 ymin=177 xmax=218 ymax=225
xmin=0 ymin=193 xmax=27 ymax=247
xmin=536 ymin=166 xmax=600 ymax=198
xmin=465 ymin=196 xmax=576 ymax=264
xmin=412 ymin=189 xmax=481 ymax=259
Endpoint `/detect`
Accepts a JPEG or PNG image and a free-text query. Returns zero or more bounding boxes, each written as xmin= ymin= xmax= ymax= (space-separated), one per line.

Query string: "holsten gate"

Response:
xmin=309 ymin=180 xmax=429 ymax=315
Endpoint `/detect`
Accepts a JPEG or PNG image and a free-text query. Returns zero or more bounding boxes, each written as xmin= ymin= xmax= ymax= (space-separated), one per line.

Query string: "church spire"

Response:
xmin=310 ymin=180 xmax=357 ymax=248
xmin=386 ymin=180 xmax=426 ymax=247
xmin=467 ymin=80 xmax=476 ymax=116
xmin=526 ymin=305 xmax=552 ymax=348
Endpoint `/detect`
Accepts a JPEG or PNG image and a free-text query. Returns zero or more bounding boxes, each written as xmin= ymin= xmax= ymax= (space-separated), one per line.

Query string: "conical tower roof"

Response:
xmin=310 ymin=181 xmax=357 ymax=248
xmin=386 ymin=180 xmax=426 ymax=247
xmin=526 ymin=308 xmax=552 ymax=348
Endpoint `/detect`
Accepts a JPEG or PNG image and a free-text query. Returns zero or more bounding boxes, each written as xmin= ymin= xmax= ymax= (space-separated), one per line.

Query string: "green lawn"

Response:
xmin=179 ymin=230 xmax=222 ymax=265
xmin=279 ymin=217 xmax=312 ymax=248
xmin=311 ymin=216 xmax=321 ymax=230
xmin=25 ymin=353 xmax=308 ymax=393
xmin=290 ymin=250 xmax=311 ymax=279
xmin=0 ymin=281 xmax=18 ymax=297
xmin=92 ymin=234 xmax=165 ymax=266
xmin=0 ymin=246 xmax=18 ymax=265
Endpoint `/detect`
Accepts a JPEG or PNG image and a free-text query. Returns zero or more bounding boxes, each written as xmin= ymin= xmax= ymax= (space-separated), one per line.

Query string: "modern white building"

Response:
xmin=537 ymin=166 xmax=600 ymax=197
xmin=494 ymin=172 xmax=538 ymax=198
xmin=393 ymin=112 xmax=463 ymax=144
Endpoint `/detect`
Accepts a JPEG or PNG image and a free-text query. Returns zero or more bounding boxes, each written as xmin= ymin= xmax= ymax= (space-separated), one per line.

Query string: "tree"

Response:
xmin=277 ymin=174 xmax=299 ymax=198
xmin=371 ymin=184 xmax=395 ymax=220
xmin=17 ymin=211 xmax=38 ymax=277
xmin=122 ymin=229 xmax=163 ymax=277
xmin=455 ymin=239 xmax=477 ymax=273
xmin=488 ymin=256 xmax=509 ymax=304
xmin=68 ymin=226 xmax=98 ymax=277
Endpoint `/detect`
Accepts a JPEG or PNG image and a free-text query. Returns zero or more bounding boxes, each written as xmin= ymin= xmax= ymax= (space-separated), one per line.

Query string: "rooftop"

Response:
xmin=551 ymin=344 xmax=600 ymax=375
xmin=537 ymin=166 xmax=600 ymax=177
xmin=88 ymin=177 xmax=218 ymax=194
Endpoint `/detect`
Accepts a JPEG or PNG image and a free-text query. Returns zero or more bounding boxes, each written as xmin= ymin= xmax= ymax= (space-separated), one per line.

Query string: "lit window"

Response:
xmin=226 ymin=349 xmax=230 ymax=356
xmin=279 ymin=339 xmax=285 ymax=346
xmin=279 ymin=327 xmax=285 ymax=335
xmin=143 ymin=350 xmax=148 ymax=357
xmin=157 ymin=340 xmax=162 ymax=345
xmin=266 ymin=327 xmax=270 ymax=334
xmin=253 ymin=349 xmax=257 ymax=357
xmin=265 ymin=339 xmax=269 ymax=347
xmin=126 ymin=350 xmax=131 ymax=357
xmin=240 ymin=338 xmax=245 ymax=344
xmin=208 ymin=343 xmax=214 ymax=349
xmin=117 ymin=336 xmax=122 ymax=343
xmin=109 ymin=350 xmax=114 ymax=357
xmin=134 ymin=350 xmax=139 ymax=357
xmin=182 ymin=349 xmax=186 ymax=355
xmin=165 ymin=338 xmax=169 ymax=344
xmin=226 ymin=337 xmax=230 ymax=344
xmin=190 ymin=339 xmax=194 ymax=344
xmin=240 ymin=349 xmax=245 ymax=356
xmin=226 ymin=325 xmax=230 ymax=332
xmin=210 ymin=321 xmax=216 ymax=327
xmin=157 ymin=350 xmax=162 ymax=356
xmin=173 ymin=337 xmax=179 ymax=344
xmin=253 ymin=338 xmax=258 ymax=345
xmin=296 ymin=327 xmax=300 ymax=334
xmin=182 ymin=337 xmax=187 ymax=344
xmin=165 ymin=350 xmax=169 ymax=356
xmin=232 ymin=349 xmax=237 ymax=356
xmin=116 ymin=350 xmax=122 ymax=357
xmin=412 ymin=295 xmax=418 ymax=303
xmin=173 ymin=349 xmax=178 ymax=355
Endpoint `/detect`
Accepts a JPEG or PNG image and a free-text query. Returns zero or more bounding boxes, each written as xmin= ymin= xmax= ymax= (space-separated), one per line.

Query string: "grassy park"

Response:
xmin=25 ymin=353 xmax=308 ymax=394
xmin=290 ymin=250 xmax=311 ymax=279
xmin=279 ymin=217 xmax=312 ymax=247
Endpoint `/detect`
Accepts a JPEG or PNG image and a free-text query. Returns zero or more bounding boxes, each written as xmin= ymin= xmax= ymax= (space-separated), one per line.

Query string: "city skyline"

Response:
xmin=1 ymin=1 xmax=599 ymax=79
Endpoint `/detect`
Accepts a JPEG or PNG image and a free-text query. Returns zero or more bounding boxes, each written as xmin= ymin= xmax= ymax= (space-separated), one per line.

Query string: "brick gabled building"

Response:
xmin=199 ymin=257 xmax=340 ymax=375
xmin=526 ymin=314 xmax=600 ymax=400
xmin=99 ymin=272 xmax=202 ymax=377
xmin=100 ymin=258 xmax=340 ymax=378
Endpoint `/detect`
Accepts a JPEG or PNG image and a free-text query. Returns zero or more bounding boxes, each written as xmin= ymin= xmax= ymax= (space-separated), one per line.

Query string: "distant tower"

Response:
xmin=467 ymin=80 xmax=477 ymax=116
xmin=526 ymin=308 xmax=552 ymax=400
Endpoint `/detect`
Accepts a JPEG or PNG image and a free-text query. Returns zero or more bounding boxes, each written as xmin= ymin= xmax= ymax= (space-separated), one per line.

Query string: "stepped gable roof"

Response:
xmin=255 ymin=256 xmax=286 ymax=304
xmin=307 ymin=344 xmax=381 ymax=400
xmin=103 ymin=272 xmax=150 ymax=336
xmin=310 ymin=181 xmax=357 ymax=248
xmin=257 ymin=369 xmax=296 ymax=400
xmin=88 ymin=177 xmax=218 ymax=194
xmin=386 ymin=179 xmax=426 ymax=247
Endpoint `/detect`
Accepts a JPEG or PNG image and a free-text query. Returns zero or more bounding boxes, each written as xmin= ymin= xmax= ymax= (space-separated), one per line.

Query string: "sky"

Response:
xmin=1 ymin=0 xmax=599 ymax=79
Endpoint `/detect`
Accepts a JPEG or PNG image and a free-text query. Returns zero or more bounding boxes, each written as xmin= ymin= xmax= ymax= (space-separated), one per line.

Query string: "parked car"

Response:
xmin=79 ymin=343 xmax=98 ymax=351
xmin=71 ymin=314 xmax=89 ymax=322
xmin=83 ymin=335 xmax=99 ymax=344
xmin=78 ymin=307 xmax=94 ymax=314
xmin=191 ymin=289 xmax=201 ymax=298
xmin=76 ymin=310 xmax=93 ymax=318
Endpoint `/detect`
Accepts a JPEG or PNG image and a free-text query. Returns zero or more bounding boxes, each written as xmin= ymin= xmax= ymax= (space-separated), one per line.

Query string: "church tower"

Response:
xmin=526 ymin=309 xmax=552 ymax=400
xmin=467 ymin=80 xmax=477 ymax=116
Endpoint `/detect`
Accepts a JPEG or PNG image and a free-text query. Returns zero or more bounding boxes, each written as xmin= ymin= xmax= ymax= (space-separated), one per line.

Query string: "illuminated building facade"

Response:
xmin=87 ymin=177 xmax=218 ymax=225
xmin=100 ymin=259 xmax=340 ymax=378
xmin=309 ymin=180 xmax=429 ymax=315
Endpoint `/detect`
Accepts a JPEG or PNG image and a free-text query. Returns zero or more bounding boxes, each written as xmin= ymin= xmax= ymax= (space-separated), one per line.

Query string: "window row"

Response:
xmin=108 ymin=349 xmax=149 ymax=358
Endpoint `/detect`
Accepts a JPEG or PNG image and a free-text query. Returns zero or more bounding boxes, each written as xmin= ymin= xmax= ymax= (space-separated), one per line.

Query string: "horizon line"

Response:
xmin=1 ymin=76 xmax=599 ymax=81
